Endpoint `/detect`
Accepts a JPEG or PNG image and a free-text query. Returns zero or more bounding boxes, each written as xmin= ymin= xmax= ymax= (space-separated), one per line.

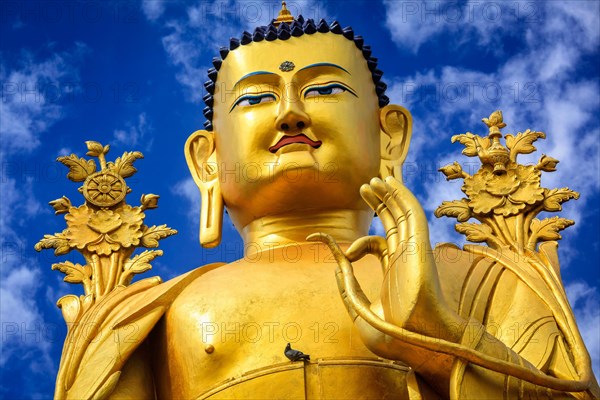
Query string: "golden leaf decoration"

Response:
xmin=38 ymin=138 xmax=177 ymax=300
xmin=435 ymin=200 xmax=472 ymax=222
xmin=108 ymin=151 xmax=144 ymax=178
xmin=35 ymin=233 xmax=70 ymax=255
xmin=451 ymin=133 xmax=491 ymax=158
xmin=451 ymin=132 xmax=479 ymax=157
xmin=52 ymin=262 xmax=92 ymax=295
xmin=119 ymin=250 xmax=163 ymax=286
xmin=57 ymin=155 xmax=97 ymax=182
xmin=529 ymin=217 xmax=574 ymax=243
xmin=37 ymin=139 xmax=177 ymax=399
xmin=543 ymin=188 xmax=579 ymax=212
xmin=504 ymin=129 xmax=546 ymax=161
xmin=140 ymin=225 xmax=178 ymax=248
xmin=455 ymin=222 xmax=494 ymax=243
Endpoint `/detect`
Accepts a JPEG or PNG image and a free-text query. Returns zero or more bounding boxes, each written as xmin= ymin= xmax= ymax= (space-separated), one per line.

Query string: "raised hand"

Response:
xmin=308 ymin=176 xmax=463 ymax=364
xmin=308 ymin=177 xmax=600 ymax=396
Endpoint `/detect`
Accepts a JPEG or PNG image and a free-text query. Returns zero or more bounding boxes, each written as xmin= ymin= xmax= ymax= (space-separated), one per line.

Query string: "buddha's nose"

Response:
xmin=275 ymin=98 xmax=310 ymax=132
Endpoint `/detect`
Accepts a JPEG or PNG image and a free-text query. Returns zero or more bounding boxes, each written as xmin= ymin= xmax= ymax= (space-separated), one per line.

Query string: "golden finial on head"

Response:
xmin=274 ymin=1 xmax=294 ymax=26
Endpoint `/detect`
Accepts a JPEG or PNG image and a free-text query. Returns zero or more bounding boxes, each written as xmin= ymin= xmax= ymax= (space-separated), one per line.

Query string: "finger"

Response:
xmin=307 ymin=233 xmax=372 ymax=312
xmin=375 ymin=181 xmax=423 ymax=322
xmin=368 ymin=177 xmax=389 ymax=203
xmin=334 ymin=266 xmax=359 ymax=321
xmin=360 ymin=184 xmax=395 ymax=235
xmin=360 ymin=178 xmax=399 ymax=252
xmin=345 ymin=235 xmax=389 ymax=272
xmin=383 ymin=181 xmax=410 ymax=238
xmin=385 ymin=177 xmax=429 ymax=235
xmin=360 ymin=182 xmax=384 ymax=213
xmin=384 ymin=180 xmax=428 ymax=266
xmin=371 ymin=179 xmax=409 ymax=261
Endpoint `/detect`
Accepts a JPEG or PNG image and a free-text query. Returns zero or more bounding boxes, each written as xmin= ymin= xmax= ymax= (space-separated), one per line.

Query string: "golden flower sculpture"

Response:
xmin=35 ymin=141 xmax=177 ymax=312
xmin=434 ymin=112 xmax=596 ymax=397
xmin=64 ymin=205 xmax=145 ymax=255
xmin=35 ymin=141 xmax=179 ymax=400
xmin=435 ymin=110 xmax=579 ymax=254
xmin=463 ymin=164 xmax=544 ymax=216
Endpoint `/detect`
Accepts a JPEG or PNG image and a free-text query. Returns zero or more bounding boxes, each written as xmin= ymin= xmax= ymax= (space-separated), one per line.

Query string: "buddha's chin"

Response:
xmin=222 ymin=174 xmax=368 ymax=229
xmin=275 ymin=149 xmax=318 ymax=170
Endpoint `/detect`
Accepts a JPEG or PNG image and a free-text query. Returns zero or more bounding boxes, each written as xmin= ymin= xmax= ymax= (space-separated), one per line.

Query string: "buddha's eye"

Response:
xmin=231 ymin=94 xmax=276 ymax=111
xmin=304 ymin=83 xmax=355 ymax=99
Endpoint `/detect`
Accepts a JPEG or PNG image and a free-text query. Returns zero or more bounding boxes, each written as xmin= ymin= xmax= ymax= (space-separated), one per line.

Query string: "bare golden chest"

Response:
xmin=152 ymin=256 xmax=410 ymax=399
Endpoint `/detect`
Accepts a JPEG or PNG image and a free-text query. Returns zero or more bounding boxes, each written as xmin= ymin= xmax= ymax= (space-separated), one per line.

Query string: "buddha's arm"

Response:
xmin=311 ymin=176 xmax=598 ymax=399
xmin=52 ymin=279 xmax=163 ymax=400
xmin=53 ymin=265 xmax=222 ymax=400
xmin=321 ymin=240 xmax=598 ymax=399
xmin=108 ymin=343 xmax=155 ymax=399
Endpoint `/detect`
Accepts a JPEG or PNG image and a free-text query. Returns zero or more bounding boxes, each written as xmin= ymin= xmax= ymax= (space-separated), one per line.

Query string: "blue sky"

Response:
xmin=1 ymin=0 xmax=599 ymax=398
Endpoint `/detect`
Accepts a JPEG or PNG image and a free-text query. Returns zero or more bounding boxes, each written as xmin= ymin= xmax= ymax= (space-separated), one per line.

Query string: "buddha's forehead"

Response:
xmin=217 ymin=34 xmax=369 ymax=87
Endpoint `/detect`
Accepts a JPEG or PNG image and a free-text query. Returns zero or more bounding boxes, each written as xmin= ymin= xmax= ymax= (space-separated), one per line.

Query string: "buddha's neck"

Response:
xmin=240 ymin=209 xmax=373 ymax=256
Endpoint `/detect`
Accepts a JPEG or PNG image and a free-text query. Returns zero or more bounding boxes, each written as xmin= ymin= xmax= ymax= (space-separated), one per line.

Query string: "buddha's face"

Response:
xmin=212 ymin=33 xmax=381 ymax=229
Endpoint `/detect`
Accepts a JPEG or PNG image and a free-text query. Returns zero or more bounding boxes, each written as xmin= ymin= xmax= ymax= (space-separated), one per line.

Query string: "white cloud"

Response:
xmin=545 ymin=2 xmax=600 ymax=52
xmin=383 ymin=0 xmax=524 ymax=53
xmin=144 ymin=0 xmax=328 ymax=102
xmin=158 ymin=0 xmax=276 ymax=102
xmin=171 ymin=177 xmax=200 ymax=220
xmin=113 ymin=112 xmax=153 ymax=150
xmin=141 ymin=0 xmax=166 ymax=21
xmin=0 ymin=51 xmax=78 ymax=155
xmin=383 ymin=1 xmax=597 ymax=55
xmin=0 ymin=48 xmax=82 ymax=371
xmin=0 ymin=174 xmax=50 ymax=369
xmin=160 ymin=20 xmax=210 ymax=102
xmin=384 ymin=0 xmax=600 ymax=245
xmin=369 ymin=216 xmax=385 ymax=237
xmin=0 ymin=268 xmax=49 ymax=366
xmin=383 ymin=0 xmax=446 ymax=53
xmin=57 ymin=147 xmax=71 ymax=156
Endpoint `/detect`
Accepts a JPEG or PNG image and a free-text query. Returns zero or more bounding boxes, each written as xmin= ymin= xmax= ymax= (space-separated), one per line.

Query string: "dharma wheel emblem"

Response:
xmin=83 ymin=171 xmax=127 ymax=207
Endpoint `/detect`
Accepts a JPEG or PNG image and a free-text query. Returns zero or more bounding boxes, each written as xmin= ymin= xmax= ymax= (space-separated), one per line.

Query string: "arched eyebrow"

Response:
xmin=234 ymin=71 xmax=277 ymax=88
xmin=297 ymin=63 xmax=350 ymax=74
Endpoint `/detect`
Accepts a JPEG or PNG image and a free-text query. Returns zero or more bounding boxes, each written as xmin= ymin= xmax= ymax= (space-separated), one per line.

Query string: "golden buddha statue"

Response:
xmin=36 ymin=3 xmax=599 ymax=399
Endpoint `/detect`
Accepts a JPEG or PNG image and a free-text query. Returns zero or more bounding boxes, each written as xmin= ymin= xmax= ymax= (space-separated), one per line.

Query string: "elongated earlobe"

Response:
xmin=379 ymin=105 xmax=413 ymax=182
xmin=184 ymin=130 xmax=224 ymax=248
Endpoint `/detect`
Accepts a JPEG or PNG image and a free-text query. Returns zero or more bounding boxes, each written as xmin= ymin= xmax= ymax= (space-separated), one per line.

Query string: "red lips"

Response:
xmin=269 ymin=134 xmax=322 ymax=153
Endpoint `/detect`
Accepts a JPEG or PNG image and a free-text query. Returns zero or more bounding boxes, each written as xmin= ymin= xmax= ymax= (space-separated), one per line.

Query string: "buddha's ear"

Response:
xmin=184 ymin=130 xmax=223 ymax=248
xmin=379 ymin=104 xmax=413 ymax=182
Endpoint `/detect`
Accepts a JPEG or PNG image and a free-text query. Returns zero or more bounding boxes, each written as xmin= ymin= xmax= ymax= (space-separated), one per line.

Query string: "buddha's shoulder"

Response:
xmin=165 ymin=254 xmax=382 ymax=316
xmin=170 ymin=257 xmax=313 ymax=293
xmin=164 ymin=260 xmax=250 ymax=302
